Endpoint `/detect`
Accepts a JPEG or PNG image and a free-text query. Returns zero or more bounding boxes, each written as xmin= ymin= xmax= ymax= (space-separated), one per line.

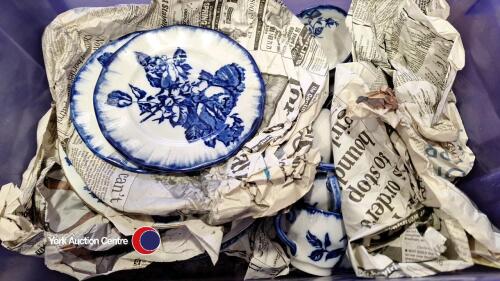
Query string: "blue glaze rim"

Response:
xmin=318 ymin=162 xmax=335 ymax=172
xmin=70 ymin=31 xmax=153 ymax=174
xmin=297 ymin=4 xmax=352 ymax=65
xmin=297 ymin=4 xmax=348 ymax=20
xmin=327 ymin=174 xmax=342 ymax=212
xmin=93 ymin=25 xmax=266 ymax=173
xmin=302 ymin=204 xmax=343 ymax=219
xmin=316 ymin=162 xmax=342 ymax=212
xmin=274 ymin=213 xmax=298 ymax=256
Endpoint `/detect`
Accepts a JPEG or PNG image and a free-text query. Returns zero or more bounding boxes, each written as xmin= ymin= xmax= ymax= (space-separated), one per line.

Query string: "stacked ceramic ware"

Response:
xmin=69 ymin=4 xmax=351 ymax=277
xmin=274 ymin=5 xmax=352 ymax=276
xmin=71 ymin=26 xmax=266 ymax=173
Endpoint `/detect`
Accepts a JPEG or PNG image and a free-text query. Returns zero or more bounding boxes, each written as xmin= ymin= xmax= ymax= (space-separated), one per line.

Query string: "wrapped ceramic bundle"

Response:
xmin=329 ymin=0 xmax=500 ymax=278
xmin=0 ymin=0 xmax=338 ymax=279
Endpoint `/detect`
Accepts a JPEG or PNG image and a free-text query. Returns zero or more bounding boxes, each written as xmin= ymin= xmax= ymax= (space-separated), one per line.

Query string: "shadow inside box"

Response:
xmin=88 ymin=254 xmax=359 ymax=281
xmin=92 ymin=256 xmax=500 ymax=281
xmin=2 ymin=243 xmax=500 ymax=281
xmin=0 ymin=246 xmax=74 ymax=281
xmin=90 ymin=254 xmax=249 ymax=281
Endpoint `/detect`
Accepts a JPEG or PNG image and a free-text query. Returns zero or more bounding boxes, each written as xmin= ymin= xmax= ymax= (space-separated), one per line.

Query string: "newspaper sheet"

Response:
xmin=42 ymin=0 xmax=329 ymax=224
xmin=223 ymin=219 xmax=290 ymax=279
xmin=0 ymin=0 xmax=331 ymax=279
xmin=332 ymin=0 xmax=500 ymax=277
xmin=1 ymin=108 xmax=225 ymax=280
xmin=3 ymin=0 xmax=500 ymax=279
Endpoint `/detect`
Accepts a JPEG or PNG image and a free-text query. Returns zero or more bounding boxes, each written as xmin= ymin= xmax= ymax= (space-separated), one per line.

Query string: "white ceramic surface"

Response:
xmin=275 ymin=206 xmax=347 ymax=276
xmin=312 ymin=108 xmax=332 ymax=162
xmin=302 ymin=164 xmax=341 ymax=212
xmin=298 ymin=5 xmax=352 ymax=69
xmin=94 ymin=25 xmax=266 ymax=172
xmin=70 ymin=32 xmax=146 ymax=172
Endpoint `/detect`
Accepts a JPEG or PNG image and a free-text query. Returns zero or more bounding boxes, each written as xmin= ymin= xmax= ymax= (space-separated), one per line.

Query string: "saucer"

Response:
xmin=94 ymin=25 xmax=266 ymax=172
xmin=298 ymin=5 xmax=352 ymax=69
xmin=70 ymin=32 xmax=148 ymax=173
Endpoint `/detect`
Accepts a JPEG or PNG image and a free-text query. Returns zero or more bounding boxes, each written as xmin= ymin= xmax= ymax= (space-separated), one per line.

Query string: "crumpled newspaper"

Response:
xmin=1 ymin=109 xmax=224 ymax=280
xmin=0 ymin=0 xmax=333 ymax=279
xmin=42 ymin=0 xmax=330 ymax=223
xmin=332 ymin=0 xmax=500 ymax=277
xmin=3 ymin=0 xmax=499 ymax=279
xmin=222 ymin=218 xmax=290 ymax=279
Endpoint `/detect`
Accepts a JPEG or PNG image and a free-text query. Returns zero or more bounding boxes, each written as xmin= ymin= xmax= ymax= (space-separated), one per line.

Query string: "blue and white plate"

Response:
xmin=298 ymin=5 xmax=352 ymax=69
xmin=94 ymin=25 xmax=266 ymax=172
xmin=71 ymin=32 xmax=149 ymax=173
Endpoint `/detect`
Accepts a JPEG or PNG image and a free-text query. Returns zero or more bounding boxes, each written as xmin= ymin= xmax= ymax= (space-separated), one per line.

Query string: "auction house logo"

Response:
xmin=132 ymin=226 xmax=160 ymax=254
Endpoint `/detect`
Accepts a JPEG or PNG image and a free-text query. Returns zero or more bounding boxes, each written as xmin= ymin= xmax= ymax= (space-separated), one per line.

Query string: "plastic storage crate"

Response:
xmin=1 ymin=0 xmax=499 ymax=280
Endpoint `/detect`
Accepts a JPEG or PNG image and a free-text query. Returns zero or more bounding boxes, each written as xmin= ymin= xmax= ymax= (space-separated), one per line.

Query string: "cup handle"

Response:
xmin=318 ymin=162 xmax=335 ymax=172
xmin=274 ymin=212 xmax=298 ymax=256
xmin=327 ymin=175 xmax=342 ymax=212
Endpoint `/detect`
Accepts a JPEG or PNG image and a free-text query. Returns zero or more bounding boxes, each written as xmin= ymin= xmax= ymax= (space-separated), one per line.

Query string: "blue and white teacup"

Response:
xmin=275 ymin=205 xmax=347 ymax=276
xmin=302 ymin=163 xmax=341 ymax=212
xmin=297 ymin=5 xmax=352 ymax=70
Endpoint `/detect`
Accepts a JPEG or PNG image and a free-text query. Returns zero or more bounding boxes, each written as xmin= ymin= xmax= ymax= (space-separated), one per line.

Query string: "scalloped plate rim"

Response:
xmin=93 ymin=25 xmax=266 ymax=172
xmin=70 ymin=31 xmax=154 ymax=174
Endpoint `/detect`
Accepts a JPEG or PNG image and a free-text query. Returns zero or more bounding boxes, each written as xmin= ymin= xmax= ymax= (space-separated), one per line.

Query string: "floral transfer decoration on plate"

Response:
xmin=94 ymin=25 xmax=266 ymax=172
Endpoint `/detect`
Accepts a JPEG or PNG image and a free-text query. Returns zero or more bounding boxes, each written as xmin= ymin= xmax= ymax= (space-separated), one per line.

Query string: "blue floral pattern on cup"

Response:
xmin=105 ymin=47 xmax=247 ymax=148
xmin=306 ymin=230 xmax=346 ymax=262
xmin=274 ymin=205 xmax=347 ymax=276
xmin=300 ymin=8 xmax=339 ymax=37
